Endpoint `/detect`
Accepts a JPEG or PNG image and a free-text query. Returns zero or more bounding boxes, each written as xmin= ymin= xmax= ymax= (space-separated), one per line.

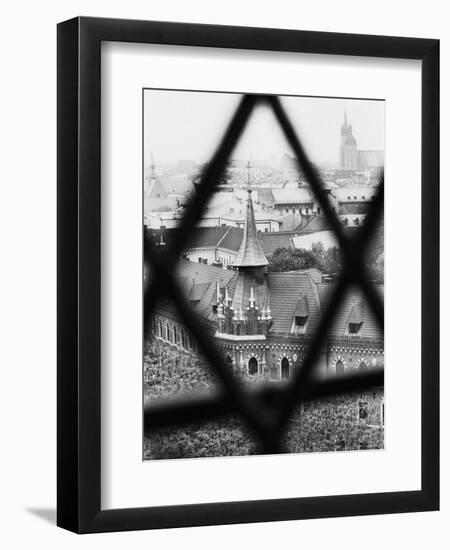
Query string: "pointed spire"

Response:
xmin=249 ymin=286 xmax=255 ymax=308
xmin=233 ymin=189 xmax=269 ymax=268
xmin=216 ymin=281 xmax=222 ymax=304
xmin=224 ymin=286 xmax=231 ymax=306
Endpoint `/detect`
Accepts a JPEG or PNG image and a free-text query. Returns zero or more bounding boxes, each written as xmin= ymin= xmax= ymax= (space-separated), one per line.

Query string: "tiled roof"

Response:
xmin=295 ymin=267 xmax=323 ymax=284
xmin=296 ymin=215 xmax=330 ymax=234
xmin=217 ymin=227 xmax=243 ymax=252
xmin=266 ymin=272 xmax=322 ymax=334
xmin=259 ymin=233 xmax=294 ymax=255
xmin=155 ymin=259 xmax=237 ymax=328
xmin=189 ymin=282 xmax=210 ymax=302
xmin=154 ymin=259 xmax=384 ymax=342
xmin=316 ymin=284 xmax=383 ymax=340
xmin=185 ymin=226 xmax=229 ymax=249
xmin=271 ymin=188 xmax=313 ymax=205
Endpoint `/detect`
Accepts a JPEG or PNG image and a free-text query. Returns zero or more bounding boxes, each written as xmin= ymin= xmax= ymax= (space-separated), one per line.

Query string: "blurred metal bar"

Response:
xmin=144 ymin=368 xmax=384 ymax=432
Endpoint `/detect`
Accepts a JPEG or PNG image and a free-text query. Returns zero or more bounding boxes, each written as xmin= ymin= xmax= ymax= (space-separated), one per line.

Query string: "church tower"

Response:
xmin=215 ymin=188 xmax=271 ymax=339
xmin=340 ymin=110 xmax=358 ymax=171
xmin=233 ymin=188 xmax=269 ymax=282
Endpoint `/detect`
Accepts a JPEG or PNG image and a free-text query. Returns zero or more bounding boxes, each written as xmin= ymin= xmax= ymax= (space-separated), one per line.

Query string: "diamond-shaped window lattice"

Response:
xmin=143 ymin=94 xmax=384 ymax=454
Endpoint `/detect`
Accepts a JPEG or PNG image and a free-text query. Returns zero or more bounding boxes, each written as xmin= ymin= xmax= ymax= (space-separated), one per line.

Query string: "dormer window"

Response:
xmin=348 ymin=322 xmax=362 ymax=334
xmin=347 ymin=302 xmax=364 ymax=335
xmin=295 ymin=316 xmax=308 ymax=327
xmin=292 ymin=295 xmax=309 ymax=333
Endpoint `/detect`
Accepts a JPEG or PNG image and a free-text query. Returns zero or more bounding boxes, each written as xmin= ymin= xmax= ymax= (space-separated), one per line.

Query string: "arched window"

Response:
xmin=248 ymin=357 xmax=258 ymax=375
xmin=359 ymin=361 xmax=368 ymax=373
xmin=225 ymin=355 xmax=233 ymax=368
xmin=343 ymin=218 xmax=349 ymax=226
xmin=281 ymin=357 xmax=290 ymax=380
xmin=335 ymin=360 xmax=344 ymax=376
xmin=354 ymin=217 xmax=360 ymax=226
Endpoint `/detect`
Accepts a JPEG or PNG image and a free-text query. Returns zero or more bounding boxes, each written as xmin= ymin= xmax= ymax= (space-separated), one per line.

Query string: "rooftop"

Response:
xmin=233 ymin=189 xmax=269 ymax=268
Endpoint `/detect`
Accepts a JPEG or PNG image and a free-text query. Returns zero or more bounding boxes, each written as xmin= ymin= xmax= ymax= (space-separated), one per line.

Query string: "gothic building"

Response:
xmin=340 ymin=111 xmax=384 ymax=171
xmin=340 ymin=111 xmax=359 ymax=171
xmin=151 ymin=189 xmax=384 ymax=401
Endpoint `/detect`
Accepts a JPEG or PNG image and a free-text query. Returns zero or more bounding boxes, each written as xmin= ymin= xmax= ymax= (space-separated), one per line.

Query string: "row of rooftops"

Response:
xmin=146 ymin=215 xmax=362 ymax=258
xmin=154 ymin=258 xmax=383 ymax=341
xmin=149 ymin=184 xmax=382 ymax=342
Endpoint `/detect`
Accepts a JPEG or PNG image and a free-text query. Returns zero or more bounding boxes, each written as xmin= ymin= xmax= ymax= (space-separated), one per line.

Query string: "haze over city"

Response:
xmin=143 ymin=89 xmax=385 ymax=167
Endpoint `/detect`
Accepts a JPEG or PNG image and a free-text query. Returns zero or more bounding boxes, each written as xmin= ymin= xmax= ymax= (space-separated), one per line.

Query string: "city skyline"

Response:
xmin=143 ymin=90 xmax=385 ymax=167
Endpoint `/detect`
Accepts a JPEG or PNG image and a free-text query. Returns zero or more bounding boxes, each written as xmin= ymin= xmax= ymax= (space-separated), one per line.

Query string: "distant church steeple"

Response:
xmin=340 ymin=109 xmax=358 ymax=171
xmin=233 ymin=188 xmax=268 ymax=271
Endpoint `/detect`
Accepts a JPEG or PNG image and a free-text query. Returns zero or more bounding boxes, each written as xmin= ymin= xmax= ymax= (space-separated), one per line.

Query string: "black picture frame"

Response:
xmin=57 ymin=16 xmax=439 ymax=533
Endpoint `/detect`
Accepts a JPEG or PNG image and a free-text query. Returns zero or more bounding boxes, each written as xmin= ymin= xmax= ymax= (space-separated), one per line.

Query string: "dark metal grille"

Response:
xmin=143 ymin=94 xmax=384 ymax=454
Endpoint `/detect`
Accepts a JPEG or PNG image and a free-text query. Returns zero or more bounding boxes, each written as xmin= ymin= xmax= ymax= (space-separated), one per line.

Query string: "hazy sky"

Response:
xmin=143 ymin=89 xmax=385 ymax=166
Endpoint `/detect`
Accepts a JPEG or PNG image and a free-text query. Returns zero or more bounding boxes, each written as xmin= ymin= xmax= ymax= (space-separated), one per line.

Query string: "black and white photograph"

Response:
xmin=143 ymin=90 xmax=385 ymax=460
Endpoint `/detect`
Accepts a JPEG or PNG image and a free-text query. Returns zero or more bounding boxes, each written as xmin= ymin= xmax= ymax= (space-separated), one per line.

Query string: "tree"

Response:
xmin=322 ymin=246 xmax=343 ymax=275
xmin=268 ymin=247 xmax=321 ymax=272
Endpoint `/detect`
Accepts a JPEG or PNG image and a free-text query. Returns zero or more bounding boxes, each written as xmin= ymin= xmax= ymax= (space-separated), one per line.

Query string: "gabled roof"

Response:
xmin=144 ymin=175 xmax=168 ymax=200
xmin=216 ymin=227 xmax=243 ymax=252
xmin=271 ymin=188 xmax=313 ymax=205
xmin=233 ymin=189 xmax=269 ymax=268
xmin=185 ymin=226 xmax=229 ymax=249
xmin=297 ymin=215 xmax=330 ymax=234
xmin=259 ymin=233 xmax=294 ymax=255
